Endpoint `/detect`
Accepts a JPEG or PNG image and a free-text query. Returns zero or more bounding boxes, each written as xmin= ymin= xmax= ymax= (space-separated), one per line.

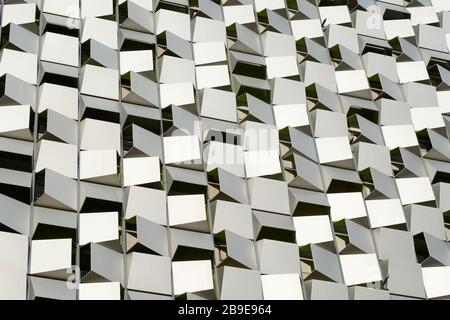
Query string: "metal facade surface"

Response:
xmin=0 ymin=0 xmax=449 ymax=300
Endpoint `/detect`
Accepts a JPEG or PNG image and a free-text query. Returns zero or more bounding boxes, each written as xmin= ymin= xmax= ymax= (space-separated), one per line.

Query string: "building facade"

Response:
xmin=0 ymin=0 xmax=449 ymax=300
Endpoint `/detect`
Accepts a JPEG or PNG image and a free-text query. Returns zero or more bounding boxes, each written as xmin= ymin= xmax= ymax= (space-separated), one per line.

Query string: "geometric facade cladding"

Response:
xmin=0 ymin=0 xmax=449 ymax=300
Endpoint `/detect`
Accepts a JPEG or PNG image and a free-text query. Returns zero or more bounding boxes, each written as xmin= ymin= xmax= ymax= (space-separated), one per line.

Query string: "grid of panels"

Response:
xmin=0 ymin=0 xmax=449 ymax=300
